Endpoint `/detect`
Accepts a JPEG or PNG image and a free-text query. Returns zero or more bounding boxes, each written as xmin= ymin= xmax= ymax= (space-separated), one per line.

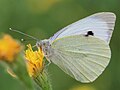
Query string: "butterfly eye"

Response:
xmin=43 ymin=43 xmax=46 ymax=46
xmin=85 ymin=31 xmax=94 ymax=36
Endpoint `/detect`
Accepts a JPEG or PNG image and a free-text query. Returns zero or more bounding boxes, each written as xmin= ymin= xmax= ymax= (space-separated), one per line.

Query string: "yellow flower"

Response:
xmin=0 ymin=34 xmax=21 ymax=62
xmin=25 ymin=44 xmax=44 ymax=77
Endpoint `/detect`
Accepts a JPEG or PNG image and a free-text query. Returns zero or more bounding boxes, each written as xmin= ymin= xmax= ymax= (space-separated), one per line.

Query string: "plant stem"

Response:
xmin=34 ymin=70 xmax=52 ymax=90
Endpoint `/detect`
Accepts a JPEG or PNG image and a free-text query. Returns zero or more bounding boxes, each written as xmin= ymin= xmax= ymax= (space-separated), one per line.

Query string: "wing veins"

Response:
xmin=58 ymin=50 xmax=92 ymax=82
xmin=60 ymin=50 xmax=110 ymax=58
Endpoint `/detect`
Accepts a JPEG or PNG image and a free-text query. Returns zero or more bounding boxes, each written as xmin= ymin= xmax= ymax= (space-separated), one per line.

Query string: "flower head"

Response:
xmin=0 ymin=34 xmax=21 ymax=62
xmin=25 ymin=44 xmax=44 ymax=77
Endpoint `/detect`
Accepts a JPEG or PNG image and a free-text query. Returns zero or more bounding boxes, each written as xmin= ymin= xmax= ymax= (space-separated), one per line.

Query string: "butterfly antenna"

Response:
xmin=9 ymin=28 xmax=39 ymax=41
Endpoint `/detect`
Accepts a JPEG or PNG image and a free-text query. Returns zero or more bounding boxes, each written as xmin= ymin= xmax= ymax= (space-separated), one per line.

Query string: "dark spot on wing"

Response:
xmin=85 ymin=31 xmax=94 ymax=36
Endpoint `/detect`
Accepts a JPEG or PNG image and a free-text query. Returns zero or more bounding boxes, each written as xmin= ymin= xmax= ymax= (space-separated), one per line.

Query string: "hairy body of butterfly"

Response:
xmin=36 ymin=12 xmax=116 ymax=83
xmin=36 ymin=40 xmax=52 ymax=58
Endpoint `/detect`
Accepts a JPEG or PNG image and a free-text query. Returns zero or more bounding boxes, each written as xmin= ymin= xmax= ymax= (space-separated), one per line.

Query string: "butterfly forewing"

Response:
xmin=49 ymin=12 xmax=116 ymax=43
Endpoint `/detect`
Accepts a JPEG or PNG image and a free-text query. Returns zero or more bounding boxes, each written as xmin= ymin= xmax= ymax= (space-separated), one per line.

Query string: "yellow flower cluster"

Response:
xmin=0 ymin=34 xmax=21 ymax=62
xmin=25 ymin=44 xmax=44 ymax=77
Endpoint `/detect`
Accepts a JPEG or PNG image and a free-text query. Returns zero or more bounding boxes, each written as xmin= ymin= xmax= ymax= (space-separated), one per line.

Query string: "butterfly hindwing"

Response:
xmin=49 ymin=35 xmax=111 ymax=82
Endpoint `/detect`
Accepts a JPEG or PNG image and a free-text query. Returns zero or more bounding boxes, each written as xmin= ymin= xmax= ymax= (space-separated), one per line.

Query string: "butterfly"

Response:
xmin=10 ymin=12 xmax=116 ymax=83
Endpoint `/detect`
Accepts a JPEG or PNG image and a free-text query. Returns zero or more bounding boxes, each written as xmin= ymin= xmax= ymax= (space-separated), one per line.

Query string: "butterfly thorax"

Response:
xmin=36 ymin=39 xmax=52 ymax=59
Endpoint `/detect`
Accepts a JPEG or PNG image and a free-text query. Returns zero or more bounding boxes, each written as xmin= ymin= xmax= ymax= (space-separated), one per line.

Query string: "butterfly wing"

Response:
xmin=49 ymin=12 xmax=116 ymax=43
xmin=49 ymin=35 xmax=111 ymax=83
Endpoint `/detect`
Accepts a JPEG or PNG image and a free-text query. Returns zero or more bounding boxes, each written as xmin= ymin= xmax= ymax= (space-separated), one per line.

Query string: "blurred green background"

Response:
xmin=0 ymin=0 xmax=120 ymax=90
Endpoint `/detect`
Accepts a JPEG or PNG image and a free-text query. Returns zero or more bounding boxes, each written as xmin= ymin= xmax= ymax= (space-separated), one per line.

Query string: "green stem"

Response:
xmin=34 ymin=70 xmax=52 ymax=90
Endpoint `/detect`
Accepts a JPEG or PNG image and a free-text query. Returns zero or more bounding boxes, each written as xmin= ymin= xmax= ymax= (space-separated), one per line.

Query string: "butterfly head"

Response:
xmin=36 ymin=39 xmax=52 ymax=57
xmin=36 ymin=39 xmax=50 ymax=48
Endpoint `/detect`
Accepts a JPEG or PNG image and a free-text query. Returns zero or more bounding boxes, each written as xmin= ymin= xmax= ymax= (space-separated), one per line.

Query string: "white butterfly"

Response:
xmin=36 ymin=12 xmax=116 ymax=83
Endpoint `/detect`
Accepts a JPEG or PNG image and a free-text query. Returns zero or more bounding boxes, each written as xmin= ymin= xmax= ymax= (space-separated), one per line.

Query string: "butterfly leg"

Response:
xmin=45 ymin=59 xmax=51 ymax=68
